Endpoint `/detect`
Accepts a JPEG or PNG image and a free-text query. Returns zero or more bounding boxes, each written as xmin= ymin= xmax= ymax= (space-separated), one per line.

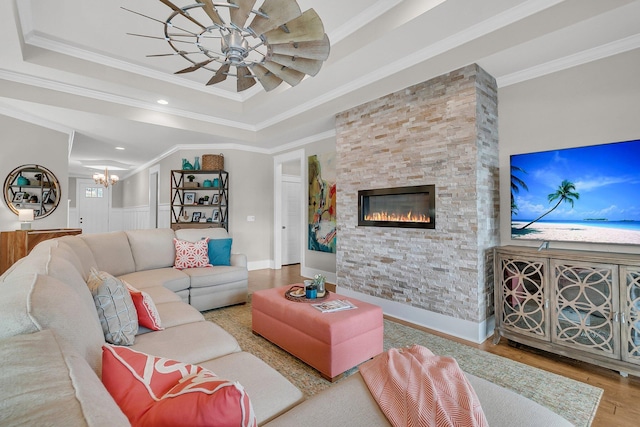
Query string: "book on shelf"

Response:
xmin=311 ymin=299 xmax=357 ymax=313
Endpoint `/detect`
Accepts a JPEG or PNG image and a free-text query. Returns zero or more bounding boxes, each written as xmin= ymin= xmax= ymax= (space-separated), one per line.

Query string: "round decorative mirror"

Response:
xmin=3 ymin=164 xmax=61 ymax=219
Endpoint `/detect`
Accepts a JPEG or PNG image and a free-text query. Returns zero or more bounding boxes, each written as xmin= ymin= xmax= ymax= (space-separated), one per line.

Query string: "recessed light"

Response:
xmin=157 ymin=99 xmax=169 ymax=105
xmin=115 ymin=146 xmax=125 ymax=150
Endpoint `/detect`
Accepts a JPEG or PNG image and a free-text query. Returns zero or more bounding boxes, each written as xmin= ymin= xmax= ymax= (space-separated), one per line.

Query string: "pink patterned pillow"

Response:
xmin=102 ymin=345 xmax=257 ymax=427
xmin=173 ymin=238 xmax=211 ymax=269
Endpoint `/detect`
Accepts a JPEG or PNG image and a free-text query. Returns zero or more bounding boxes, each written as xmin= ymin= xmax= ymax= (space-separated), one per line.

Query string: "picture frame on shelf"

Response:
xmin=191 ymin=212 xmax=202 ymax=222
xmin=211 ymin=194 xmax=220 ymax=205
xmin=13 ymin=192 xmax=24 ymax=203
xmin=42 ymin=190 xmax=51 ymax=204
xmin=212 ymin=210 xmax=220 ymax=222
xmin=184 ymin=192 xmax=196 ymax=205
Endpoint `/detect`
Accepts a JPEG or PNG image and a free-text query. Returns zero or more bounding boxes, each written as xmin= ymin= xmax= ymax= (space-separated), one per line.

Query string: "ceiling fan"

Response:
xmin=125 ymin=0 xmax=330 ymax=92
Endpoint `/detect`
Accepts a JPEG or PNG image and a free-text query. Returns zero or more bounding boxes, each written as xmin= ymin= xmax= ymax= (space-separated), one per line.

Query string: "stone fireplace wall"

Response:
xmin=335 ymin=64 xmax=499 ymax=333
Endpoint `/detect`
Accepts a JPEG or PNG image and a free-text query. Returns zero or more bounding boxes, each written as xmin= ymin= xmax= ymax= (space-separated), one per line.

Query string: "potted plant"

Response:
xmin=185 ymin=175 xmax=199 ymax=188
xmin=313 ymin=274 xmax=326 ymax=296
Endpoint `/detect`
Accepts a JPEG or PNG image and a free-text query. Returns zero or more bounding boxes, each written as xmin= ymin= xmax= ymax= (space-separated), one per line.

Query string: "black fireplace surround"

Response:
xmin=358 ymin=185 xmax=435 ymax=229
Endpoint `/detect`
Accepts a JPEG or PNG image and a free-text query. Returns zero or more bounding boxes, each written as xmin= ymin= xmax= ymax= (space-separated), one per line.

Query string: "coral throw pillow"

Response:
xmin=102 ymin=345 xmax=257 ymax=427
xmin=124 ymin=281 xmax=163 ymax=331
xmin=173 ymin=238 xmax=211 ymax=269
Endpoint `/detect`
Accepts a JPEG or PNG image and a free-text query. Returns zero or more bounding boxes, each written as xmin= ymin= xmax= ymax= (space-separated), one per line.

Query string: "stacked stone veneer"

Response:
xmin=335 ymin=64 xmax=499 ymax=324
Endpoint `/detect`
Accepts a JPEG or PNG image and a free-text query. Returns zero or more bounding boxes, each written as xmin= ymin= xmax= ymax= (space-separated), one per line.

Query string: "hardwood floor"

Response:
xmin=249 ymin=264 xmax=640 ymax=427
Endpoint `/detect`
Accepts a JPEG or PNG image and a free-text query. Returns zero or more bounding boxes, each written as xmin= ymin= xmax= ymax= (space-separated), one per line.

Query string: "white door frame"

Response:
xmin=273 ymin=149 xmax=305 ymax=270
xmin=149 ymin=165 xmax=160 ymax=229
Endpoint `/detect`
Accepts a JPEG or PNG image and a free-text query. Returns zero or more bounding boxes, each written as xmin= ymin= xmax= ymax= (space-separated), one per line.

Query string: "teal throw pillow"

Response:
xmin=207 ymin=238 xmax=232 ymax=266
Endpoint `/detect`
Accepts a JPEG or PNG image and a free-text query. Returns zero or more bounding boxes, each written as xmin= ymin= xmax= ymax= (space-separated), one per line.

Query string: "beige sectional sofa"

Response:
xmin=0 ymin=228 xmax=574 ymax=426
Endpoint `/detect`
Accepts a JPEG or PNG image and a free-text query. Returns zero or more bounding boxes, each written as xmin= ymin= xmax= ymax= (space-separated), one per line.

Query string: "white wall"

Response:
xmin=119 ymin=149 xmax=273 ymax=268
xmin=498 ymin=48 xmax=640 ymax=254
xmin=0 ymin=115 xmax=69 ymax=231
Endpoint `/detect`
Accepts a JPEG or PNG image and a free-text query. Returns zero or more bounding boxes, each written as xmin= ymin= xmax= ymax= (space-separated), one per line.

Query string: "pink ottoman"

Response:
xmin=252 ymin=285 xmax=383 ymax=381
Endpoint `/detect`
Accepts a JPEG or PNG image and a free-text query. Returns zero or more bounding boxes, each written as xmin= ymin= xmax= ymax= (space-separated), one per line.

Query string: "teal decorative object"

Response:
xmin=182 ymin=158 xmax=194 ymax=170
xmin=203 ymin=179 xmax=213 ymax=187
xmin=213 ymin=178 xmax=220 ymax=188
xmin=17 ymin=176 xmax=29 ymax=186
xmin=194 ymin=156 xmax=201 ymax=170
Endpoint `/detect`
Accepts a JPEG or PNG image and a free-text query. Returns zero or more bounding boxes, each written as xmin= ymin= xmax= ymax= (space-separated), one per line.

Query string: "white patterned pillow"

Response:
xmin=173 ymin=238 xmax=211 ymax=269
xmin=87 ymin=268 xmax=138 ymax=345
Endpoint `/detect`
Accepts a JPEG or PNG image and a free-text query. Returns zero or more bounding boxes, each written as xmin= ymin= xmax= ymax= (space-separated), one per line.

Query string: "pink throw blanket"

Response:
xmin=359 ymin=345 xmax=488 ymax=427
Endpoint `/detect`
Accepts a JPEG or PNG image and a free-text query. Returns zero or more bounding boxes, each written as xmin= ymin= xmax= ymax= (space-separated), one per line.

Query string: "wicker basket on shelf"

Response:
xmin=202 ymin=154 xmax=224 ymax=171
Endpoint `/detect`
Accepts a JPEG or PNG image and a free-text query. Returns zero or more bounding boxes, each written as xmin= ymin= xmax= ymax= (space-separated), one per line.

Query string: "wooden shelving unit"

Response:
xmin=170 ymin=169 xmax=229 ymax=231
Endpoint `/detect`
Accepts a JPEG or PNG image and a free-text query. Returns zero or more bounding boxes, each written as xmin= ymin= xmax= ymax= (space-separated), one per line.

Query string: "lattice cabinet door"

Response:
xmin=621 ymin=266 xmax=640 ymax=365
xmin=496 ymin=254 xmax=550 ymax=341
xmin=551 ymin=260 xmax=620 ymax=359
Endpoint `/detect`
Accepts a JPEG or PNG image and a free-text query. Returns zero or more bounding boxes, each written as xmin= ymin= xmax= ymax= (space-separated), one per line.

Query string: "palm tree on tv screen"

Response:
xmin=510 ymin=165 xmax=528 ymax=215
xmin=519 ymin=179 xmax=580 ymax=229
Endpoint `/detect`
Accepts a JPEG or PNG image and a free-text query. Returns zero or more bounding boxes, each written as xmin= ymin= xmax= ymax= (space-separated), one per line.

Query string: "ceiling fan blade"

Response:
xmin=262 ymin=61 xmax=305 ymax=87
xmin=174 ymin=58 xmax=217 ymax=74
xmin=269 ymin=34 xmax=330 ymax=61
xmin=249 ymin=64 xmax=283 ymax=92
xmin=268 ymin=54 xmax=323 ymax=76
xmin=236 ymin=66 xmax=257 ymax=92
xmin=206 ymin=63 xmax=230 ymax=85
xmin=228 ymin=0 xmax=256 ymax=28
xmin=263 ymin=9 xmax=324 ymax=45
xmin=248 ymin=0 xmax=301 ymax=36
xmin=157 ymin=0 xmax=206 ymax=29
xmin=200 ymin=0 xmax=224 ymax=26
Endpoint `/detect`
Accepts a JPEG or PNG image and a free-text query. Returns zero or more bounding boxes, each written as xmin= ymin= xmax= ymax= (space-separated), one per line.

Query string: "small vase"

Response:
xmin=213 ymin=178 xmax=220 ymax=188
xmin=182 ymin=158 xmax=194 ymax=170
xmin=194 ymin=156 xmax=201 ymax=170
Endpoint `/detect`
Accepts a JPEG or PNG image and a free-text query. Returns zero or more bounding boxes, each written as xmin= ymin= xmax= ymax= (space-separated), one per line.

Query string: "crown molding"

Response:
xmin=0 ymin=69 xmax=256 ymax=131
xmin=123 ymin=129 xmax=337 ymax=180
xmin=329 ymin=0 xmax=403 ymax=45
xmin=0 ymin=99 xmax=73 ymax=135
xmin=497 ymin=33 xmax=640 ymax=87
xmin=256 ymin=0 xmax=565 ymax=131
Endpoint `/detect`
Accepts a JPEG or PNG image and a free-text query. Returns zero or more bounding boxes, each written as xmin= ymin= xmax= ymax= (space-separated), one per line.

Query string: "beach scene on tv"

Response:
xmin=511 ymin=139 xmax=640 ymax=245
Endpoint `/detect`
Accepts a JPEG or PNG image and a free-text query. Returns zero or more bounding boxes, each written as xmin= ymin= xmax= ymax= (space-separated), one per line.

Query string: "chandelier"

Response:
xmin=125 ymin=0 xmax=330 ymax=92
xmin=93 ymin=168 xmax=119 ymax=188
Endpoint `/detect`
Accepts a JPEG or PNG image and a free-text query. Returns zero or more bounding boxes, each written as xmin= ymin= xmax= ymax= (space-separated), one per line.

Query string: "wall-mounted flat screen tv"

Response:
xmin=510 ymin=139 xmax=640 ymax=245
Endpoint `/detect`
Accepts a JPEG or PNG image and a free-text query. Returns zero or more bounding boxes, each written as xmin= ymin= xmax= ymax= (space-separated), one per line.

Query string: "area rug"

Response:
xmin=203 ymin=301 xmax=602 ymax=427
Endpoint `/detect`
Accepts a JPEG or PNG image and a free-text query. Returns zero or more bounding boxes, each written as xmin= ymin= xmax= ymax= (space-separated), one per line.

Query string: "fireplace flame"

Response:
xmin=364 ymin=211 xmax=431 ymax=223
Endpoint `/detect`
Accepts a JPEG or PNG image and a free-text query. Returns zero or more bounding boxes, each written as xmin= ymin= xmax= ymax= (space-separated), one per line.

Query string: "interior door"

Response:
xmin=77 ymin=179 xmax=110 ymax=233
xmin=281 ymin=178 xmax=301 ymax=265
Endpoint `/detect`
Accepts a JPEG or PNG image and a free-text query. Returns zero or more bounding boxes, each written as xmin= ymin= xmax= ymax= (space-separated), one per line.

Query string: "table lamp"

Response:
xmin=18 ymin=209 xmax=34 ymax=230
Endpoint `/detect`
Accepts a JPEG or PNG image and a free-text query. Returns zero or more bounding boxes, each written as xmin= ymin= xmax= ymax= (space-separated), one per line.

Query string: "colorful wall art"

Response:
xmin=308 ymin=153 xmax=337 ymax=253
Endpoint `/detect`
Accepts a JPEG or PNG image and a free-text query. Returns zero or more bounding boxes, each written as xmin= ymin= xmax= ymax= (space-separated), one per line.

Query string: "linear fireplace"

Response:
xmin=358 ymin=185 xmax=435 ymax=229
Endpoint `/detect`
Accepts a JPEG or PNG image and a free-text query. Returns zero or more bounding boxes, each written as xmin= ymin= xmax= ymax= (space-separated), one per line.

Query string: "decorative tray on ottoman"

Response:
xmin=284 ymin=285 xmax=329 ymax=302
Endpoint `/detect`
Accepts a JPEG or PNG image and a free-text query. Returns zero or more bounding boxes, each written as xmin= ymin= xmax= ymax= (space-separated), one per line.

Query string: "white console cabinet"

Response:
xmin=494 ymin=246 xmax=640 ymax=377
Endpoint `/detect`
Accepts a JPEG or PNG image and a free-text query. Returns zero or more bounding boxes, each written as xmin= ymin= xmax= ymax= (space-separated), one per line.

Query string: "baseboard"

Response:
xmin=336 ymin=287 xmax=494 ymax=344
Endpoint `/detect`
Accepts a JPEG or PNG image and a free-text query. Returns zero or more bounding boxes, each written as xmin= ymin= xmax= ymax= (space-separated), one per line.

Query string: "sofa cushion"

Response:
xmin=132 ymin=321 xmax=241 ymax=365
xmin=125 ymin=281 xmax=163 ymax=331
xmin=153 ymin=301 xmax=204 ymax=328
xmin=87 ymin=268 xmax=139 ymax=345
xmin=80 ymin=232 xmax=136 ymax=276
xmin=0 ymin=330 xmax=129 ymax=427
xmin=186 ymin=265 xmax=249 ymax=288
xmin=173 ymin=238 xmax=211 ymax=269
xmin=175 ymin=227 xmax=230 ymax=242
xmin=208 ymin=237 xmax=232 ymax=266
xmin=0 ymin=273 xmax=105 ymax=374
xmin=119 ymin=267 xmax=190 ymax=294
xmin=102 ymin=345 xmax=257 ymax=427
xmin=200 ymin=352 xmax=305 ymax=425
xmin=126 ymin=228 xmax=176 ymax=271
xmin=56 ymin=235 xmax=98 ymax=280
